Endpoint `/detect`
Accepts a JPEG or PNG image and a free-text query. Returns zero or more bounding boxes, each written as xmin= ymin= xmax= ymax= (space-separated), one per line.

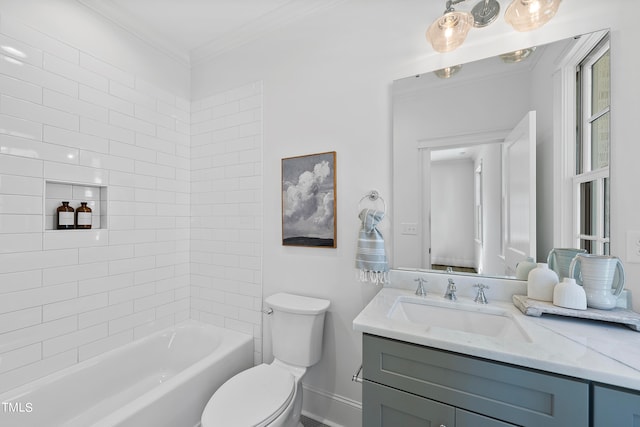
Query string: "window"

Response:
xmin=574 ymin=35 xmax=610 ymax=254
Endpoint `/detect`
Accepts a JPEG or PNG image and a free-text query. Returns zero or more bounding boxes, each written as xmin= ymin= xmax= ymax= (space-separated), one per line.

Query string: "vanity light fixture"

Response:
xmin=427 ymin=0 xmax=561 ymax=53
xmin=504 ymin=0 xmax=562 ymax=32
xmin=499 ymin=46 xmax=536 ymax=63
xmin=433 ymin=64 xmax=463 ymax=78
xmin=426 ymin=1 xmax=474 ymax=53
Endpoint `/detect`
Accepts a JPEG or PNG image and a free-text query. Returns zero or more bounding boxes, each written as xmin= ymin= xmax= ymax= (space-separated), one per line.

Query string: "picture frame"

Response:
xmin=282 ymin=151 xmax=337 ymax=247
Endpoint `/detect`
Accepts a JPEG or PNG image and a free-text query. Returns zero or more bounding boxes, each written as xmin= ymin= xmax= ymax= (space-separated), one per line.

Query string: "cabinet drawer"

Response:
xmin=363 ymin=334 xmax=589 ymax=427
xmin=593 ymin=384 xmax=640 ymax=427
xmin=457 ymin=409 xmax=516 ymax=427
xmin=363 ymin=380 xmax=455 ymax=427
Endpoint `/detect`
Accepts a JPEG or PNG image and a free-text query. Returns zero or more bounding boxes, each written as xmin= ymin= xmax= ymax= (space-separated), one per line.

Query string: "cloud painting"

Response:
xmin=282 ymin=152 xmax=336 ymax=247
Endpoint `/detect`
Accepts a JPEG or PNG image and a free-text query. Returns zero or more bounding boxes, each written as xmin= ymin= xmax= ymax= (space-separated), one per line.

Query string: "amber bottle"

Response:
xmin=75 ymin=202 xmax=92 ymax=229
xmin=56 ymin=201 xmax=75 ymax=230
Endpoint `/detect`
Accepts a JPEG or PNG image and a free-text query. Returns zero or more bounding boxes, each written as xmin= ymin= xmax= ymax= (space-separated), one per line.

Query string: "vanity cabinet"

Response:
xmin=593 ymin=384 xmax=640 ymax=427
xmin=362 ymin=334 xmax=589 ymax=427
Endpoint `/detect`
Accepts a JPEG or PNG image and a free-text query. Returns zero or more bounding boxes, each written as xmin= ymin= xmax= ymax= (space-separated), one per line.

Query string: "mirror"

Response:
xmin=392 ymin=32 xmax=605 ymax=278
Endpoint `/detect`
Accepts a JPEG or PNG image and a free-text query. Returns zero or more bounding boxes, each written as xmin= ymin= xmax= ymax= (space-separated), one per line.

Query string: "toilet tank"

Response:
xmin=265 ymin=293 xmax=331 ymax=367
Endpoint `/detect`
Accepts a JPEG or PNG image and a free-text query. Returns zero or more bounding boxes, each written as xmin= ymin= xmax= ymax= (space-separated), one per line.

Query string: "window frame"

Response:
xmin=553 ymin=30 xmax=610 ymax=251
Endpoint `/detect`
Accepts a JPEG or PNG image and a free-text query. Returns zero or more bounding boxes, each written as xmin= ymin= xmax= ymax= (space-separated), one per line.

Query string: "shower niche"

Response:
xmin=44 ymin=180 xmax=108 ymax=231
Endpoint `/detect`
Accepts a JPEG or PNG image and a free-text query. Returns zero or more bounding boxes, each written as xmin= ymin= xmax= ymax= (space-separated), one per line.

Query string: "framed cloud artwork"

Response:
xmin=281 ymin=151 xmax=337 ymax=247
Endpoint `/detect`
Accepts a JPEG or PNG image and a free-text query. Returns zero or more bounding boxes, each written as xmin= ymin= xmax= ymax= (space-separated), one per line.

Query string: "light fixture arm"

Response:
xmin=444 ymin=0 xmax=467 ymax=13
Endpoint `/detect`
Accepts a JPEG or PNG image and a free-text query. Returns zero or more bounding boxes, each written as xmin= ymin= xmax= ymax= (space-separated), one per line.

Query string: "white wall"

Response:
xmin=192 ymin=0 xmax=640 ymax=425
xmin=0 ymin=9 xmax=191 ymax=394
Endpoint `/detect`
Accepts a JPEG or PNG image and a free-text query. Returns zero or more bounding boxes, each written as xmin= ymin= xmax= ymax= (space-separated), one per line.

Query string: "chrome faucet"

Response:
xmin=474 ymin=283 xmax=489 ymax=304
xmin=414 ymin=278 xmax=427 ymax=296
xmin=444 ymin=278 xmax=457 ymax=301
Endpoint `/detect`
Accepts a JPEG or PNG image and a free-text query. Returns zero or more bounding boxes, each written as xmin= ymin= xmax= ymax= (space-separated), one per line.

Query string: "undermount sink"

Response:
xmin=387 ymin=296 xmax=531 ymax=343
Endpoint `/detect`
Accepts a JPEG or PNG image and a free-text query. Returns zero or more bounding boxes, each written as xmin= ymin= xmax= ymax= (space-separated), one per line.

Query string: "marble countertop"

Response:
xmin=353 ymin=286 xmax=640 ymax=391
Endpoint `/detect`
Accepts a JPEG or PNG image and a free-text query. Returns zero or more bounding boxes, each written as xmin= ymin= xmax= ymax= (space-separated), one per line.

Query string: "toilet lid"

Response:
xmin=202 ymin=364 xmax=295 ymax=427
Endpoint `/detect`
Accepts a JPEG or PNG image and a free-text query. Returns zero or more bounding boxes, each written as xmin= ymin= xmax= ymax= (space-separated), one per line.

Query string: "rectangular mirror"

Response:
xmin=392 ymin=30 xmax=610 ymax=279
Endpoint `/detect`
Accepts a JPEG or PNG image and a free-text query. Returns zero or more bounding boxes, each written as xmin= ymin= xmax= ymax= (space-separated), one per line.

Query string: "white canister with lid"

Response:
xmin=527 ymin=263 xmax=559 ymax=302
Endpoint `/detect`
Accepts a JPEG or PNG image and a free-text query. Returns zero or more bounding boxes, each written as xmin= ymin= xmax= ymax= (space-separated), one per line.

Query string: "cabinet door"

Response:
xmin=593 ymin=384 xmax=640 ymax=427
xmin=457 ymin=409 xmax=516 ymax=427
xmin=363 ymin=380 xmax=455 ymax=427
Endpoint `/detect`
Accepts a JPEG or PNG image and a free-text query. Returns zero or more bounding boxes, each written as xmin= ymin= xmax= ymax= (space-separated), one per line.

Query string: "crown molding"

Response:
xmin=76 ymin=0 xmax=190 ymax=66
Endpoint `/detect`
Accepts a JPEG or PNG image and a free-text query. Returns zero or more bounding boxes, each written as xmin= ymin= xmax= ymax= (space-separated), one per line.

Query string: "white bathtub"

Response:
xmin=0 ymin=321 xmax=253 ymax=427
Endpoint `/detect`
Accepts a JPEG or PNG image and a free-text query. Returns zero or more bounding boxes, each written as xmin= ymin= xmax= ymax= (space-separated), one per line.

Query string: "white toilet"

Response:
xmin=201 ymin=292 xmax=331 ymax=427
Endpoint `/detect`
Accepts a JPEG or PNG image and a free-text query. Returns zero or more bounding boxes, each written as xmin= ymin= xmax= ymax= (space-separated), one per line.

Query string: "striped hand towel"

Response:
xmin=355 ymin=209 xmax=389 ymax=284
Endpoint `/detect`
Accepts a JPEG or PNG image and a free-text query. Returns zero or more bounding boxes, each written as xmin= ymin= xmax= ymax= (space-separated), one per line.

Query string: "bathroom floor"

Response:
xmin=301 ymin=415 xmax=331 ymax=427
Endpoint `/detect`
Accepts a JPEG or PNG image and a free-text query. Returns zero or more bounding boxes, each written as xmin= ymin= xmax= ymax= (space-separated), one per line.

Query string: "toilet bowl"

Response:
xmin=201 ymin=293 xmax=330 ymax=427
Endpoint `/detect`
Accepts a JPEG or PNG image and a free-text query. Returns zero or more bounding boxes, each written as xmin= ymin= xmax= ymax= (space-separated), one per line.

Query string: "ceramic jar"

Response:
xmin=515 ymin=256 xmax=537 ymax=280
xmin=527 ymin=263 xmax=559 ymax=302
xmin=553 ymin=278 xmax=587 ymax=310
xmin=547 ymin=248 xmax=587 ymax=280
xmin=569 ymin=254 xmax=625 ymax=309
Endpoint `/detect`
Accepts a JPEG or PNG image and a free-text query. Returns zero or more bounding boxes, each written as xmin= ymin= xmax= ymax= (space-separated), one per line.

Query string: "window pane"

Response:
xmin=604 ymin=242 xmax=610 ymax=255
xmin=591 ymin=112 xmax=610 ymax=169
xmin=580 ymin=239 xmax=593 ymax=254
xmin=591 ymin=50 xmax=610 ymax=113
xmin=580 ymin=181 xmax=597 ymax=236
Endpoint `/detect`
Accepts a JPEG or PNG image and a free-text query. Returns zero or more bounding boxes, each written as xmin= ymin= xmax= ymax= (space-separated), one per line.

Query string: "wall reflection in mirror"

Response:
xmin=392 ymin=30 xmax=611 ymax=279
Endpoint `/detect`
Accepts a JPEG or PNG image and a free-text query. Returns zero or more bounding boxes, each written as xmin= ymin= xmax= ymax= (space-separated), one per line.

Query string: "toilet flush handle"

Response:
xmin=263 ymin=307 xmax=273 ymax=315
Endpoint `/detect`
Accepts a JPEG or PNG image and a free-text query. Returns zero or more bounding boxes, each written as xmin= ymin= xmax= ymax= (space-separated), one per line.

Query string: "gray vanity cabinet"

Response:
xmin=362 ymin=334 xmax=589 ymax=427
xmin=593 ymin=384 xmax=640 ymax=427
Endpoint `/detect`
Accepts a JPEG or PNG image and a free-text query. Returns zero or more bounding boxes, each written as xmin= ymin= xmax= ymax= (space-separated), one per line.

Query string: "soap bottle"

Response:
xmin=56 ymin=201 xmax=75 ymax=230
xmin=75 ymin=202 xmax=92 ymax=229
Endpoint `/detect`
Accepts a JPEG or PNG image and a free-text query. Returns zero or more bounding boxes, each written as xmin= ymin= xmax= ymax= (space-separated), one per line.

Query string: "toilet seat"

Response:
xmin=201 ymin=364 xmax=295 ymax=427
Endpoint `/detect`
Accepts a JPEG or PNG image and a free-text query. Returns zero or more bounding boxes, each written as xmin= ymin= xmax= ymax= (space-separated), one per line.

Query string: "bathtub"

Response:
xmin=0 ymin=320 xmax=253 ymax=427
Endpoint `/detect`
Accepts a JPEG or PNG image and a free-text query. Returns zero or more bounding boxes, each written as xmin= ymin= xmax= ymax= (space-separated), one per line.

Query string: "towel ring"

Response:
xmin=358 ymin=190 xmax=387 ymax=216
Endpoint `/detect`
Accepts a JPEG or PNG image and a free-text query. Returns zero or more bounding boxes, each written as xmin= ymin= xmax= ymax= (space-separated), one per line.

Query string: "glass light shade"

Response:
xmin=434 ymin=64 xmax=462 ymax=78
xmin=426 ymin=11 xmax=474 ymax=53
xmin=504 ymin=0 xmax=561 ymax=32
xmin=499 ymin=47 xmax=536 ymax=63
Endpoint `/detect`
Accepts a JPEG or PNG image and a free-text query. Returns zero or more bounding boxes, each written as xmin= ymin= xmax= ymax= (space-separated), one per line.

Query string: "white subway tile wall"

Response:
xmin=190 ymin=82 xmax=263 ymax=365
xmin=0 ymin=13 xmax=194 ymax=393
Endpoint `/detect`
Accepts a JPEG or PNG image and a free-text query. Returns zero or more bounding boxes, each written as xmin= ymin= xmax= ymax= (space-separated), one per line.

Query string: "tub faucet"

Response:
xmin=444 ymin=278 xmax=457 ymax=301
xmin=474 ymin=283 xmax=489 ymax=304
xmin=414 ymin=278 xmax=427 ymax=296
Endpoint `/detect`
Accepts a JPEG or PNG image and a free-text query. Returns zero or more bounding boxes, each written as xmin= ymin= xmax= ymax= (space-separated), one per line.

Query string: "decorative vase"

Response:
xmin=515 ymin=256 xmax=537 ymax=280
xmin=553 ymin=278 xmax=587 ymax=310
xmin=569 ymin=254 xmax=625 ymax=310
xmin=527 ymin=263 xmax=559 ymax=302
xmin=547 ymin=248 xmax=587 ymax=280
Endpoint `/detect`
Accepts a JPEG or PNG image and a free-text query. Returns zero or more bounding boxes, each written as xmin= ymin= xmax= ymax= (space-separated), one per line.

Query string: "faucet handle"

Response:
xmin=444 ymin=278 xmax=457 ymax=300
xmin=414 ymin=278 xmax=427 ymax=296
xmin=473 ymin=283 xmax=489 ymax=304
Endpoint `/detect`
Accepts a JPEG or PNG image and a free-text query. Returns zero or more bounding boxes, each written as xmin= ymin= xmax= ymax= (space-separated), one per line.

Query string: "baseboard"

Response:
xmin=302 ymin=384 xmax=362 ymax=427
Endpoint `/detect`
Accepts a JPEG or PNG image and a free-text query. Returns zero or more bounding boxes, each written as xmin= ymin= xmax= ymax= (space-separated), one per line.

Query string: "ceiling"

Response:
xmin=76 ymin=0 xmax=346 ymax=66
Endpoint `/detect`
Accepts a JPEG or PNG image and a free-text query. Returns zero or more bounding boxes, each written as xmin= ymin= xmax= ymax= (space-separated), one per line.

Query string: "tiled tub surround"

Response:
xmin=0 ymin=13 xmax=192 ymax=393
xmin=190 ymin=83 xmax=263 ymax=365
xmin=354 ymin=269 xmax=640 ymax=391
xmin=0 ymin=321 xmax=253 ymax=427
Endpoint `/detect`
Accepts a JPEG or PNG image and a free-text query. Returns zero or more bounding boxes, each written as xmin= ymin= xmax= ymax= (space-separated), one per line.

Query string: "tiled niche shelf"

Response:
xmin=44 ymin=180 xmax=108 ymax=231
